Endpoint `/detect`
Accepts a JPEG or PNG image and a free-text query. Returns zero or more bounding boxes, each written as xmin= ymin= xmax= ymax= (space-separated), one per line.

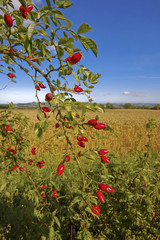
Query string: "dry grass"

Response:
xmin=13 ymin=109 xmax=160 ymax=157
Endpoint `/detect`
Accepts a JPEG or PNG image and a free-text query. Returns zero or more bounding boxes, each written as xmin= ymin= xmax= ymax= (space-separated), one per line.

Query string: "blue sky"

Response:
xmin=1 ymin=0 xmax=160 ymax=104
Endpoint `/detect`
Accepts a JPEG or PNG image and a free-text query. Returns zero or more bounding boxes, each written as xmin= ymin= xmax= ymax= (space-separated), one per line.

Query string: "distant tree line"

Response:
xmin=103 ymin=103 xmax=160 ymax=110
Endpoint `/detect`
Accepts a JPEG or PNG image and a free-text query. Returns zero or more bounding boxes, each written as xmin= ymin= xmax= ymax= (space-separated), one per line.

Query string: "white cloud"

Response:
xmin=46 ymin=45 xmax=56 ymax=53
xmin=122 ymin=91 xmax=147 ymax=97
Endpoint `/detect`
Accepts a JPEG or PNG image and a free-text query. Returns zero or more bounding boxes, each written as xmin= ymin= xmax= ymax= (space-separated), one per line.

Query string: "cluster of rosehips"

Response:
xmin=77 ymin=136 xmax=88 ymax=148
xmin=35 ymin=83 xmax=46 ymax=91
xmin=41 ymin=186 xmax=57 ymax=198
xmin=19 ymin=4 xmax=33 ymax=19
xmin=4 ymin=4 xmax=33 ymax=28
xmin=91 ymin=183 xmax=114 ymax=216
xmin=88 ymin=119 xmax=106 ymax=130
xmin=98 ymin=149 xmax=110 ymax=163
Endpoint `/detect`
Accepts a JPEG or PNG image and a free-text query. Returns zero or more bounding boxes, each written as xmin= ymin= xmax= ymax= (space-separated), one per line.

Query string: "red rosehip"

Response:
xmin=78 ymin=151 xmax=82 ymax=157
xmin=42 ymin=193 xmax=46 ymax=198
xmin=87 ymin=119 xmax=97 ymax=126
xmin=12 ymin=165 xmax=18 ymax=171
xmin=78 ymin=141 xmax=85 ymax=148
xmin=57 ymin=163 xmax=65 ymax=176
xmin=39 ymin=83 xmax=46 ymax=88
xmin=55 ymin=123 xmax=60 ymax=128
xmin=98 ymin=183 xmax=114 ymax=193
xmin=5 ymin=125 xmax=13 ymax=131
xmin=81 ymin=136 xmax=88 ymax=142
xmin=97 ymin=191 xmax=105 ymax=203
xmin=74 ymin=85 xmax=83 ymax=93
xmin=66 ymin=52 xmax=82 ymax=64
xmin=21 ymin=136 xmax=24 ymax=140
xmin=8 ymin=48 xmax=16 ymax=53
xmin=52 ymin=189 xmax=57 ymax=198
xmin=94 ymin=123 xmax=106 ymax=130
xmin=77 ymin=136 xmax=82 ymax=141
xmin=98 ymin=183 xmax=108 ymax=191
xmin=26 ymin=5 xmax=33 ymax=12
xmin=7 ymin=73 xmax=15 ymax=78
xmin=31 ymin=148 xmax=36 ymax=155
xmin=91 ymin=205 xmax=101 ymax=216
xmin=101 ymin=155 xmax=110 ymax=163
xmin=22 ymin=11 xmax=28 ymax=19
xmin=19 ymin=167 xmax=24 ymax=172
xmin=40 ymin=186 xmax=48 ymax=189
xmin=35 ymin=85 xmax=40 ymax=91
xmin=42 ymin=107 xmax=51 ymax=112
xmin=98 ymin=149 xmax=109 ymax=155
xmin=65 ymin=155 xmax=70 ymax=162
xmin=45 ymin=93 xmax=53 ymax=101
xmin=4 ymin=14 xmax=13 ymax=27
xmin=19 ymin=5 xmax=25 ymax=13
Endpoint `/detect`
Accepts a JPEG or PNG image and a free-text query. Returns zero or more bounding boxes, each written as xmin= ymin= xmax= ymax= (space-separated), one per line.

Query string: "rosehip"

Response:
xmin=55 ymin=123 xmax=60 ymax=128
xmin=5 ymin=125 xmax=13 ymax=131
xmin=91 ymin=205 xmax=101 ymax=216
xmin=77 ymin=136 xmax=82 ymax=141
xmin=66 ymin=52 xmax=82 ymax=64
xmin=7 ymin=73 xmax=15 ymax=78
xmin=98 ymin=149 xmax=109 ymax=155
xmin=101 ymin=155 xmax=110 ymax=163
xmin=65 ymin=155 xmax=70 ymax=162
xmin=52 ymin=189 xmax=57 ymax=198
xmin=40 ymin=186 xmax=48 ymax=189
xmin=94 ymin=123 xmax=106 ymax=130
xmin=35 ymin=85 xmax=40 ymax=91
xmin=57 ymin=163 xmax=65 ymax=176
xmin=74 ymin=85 xmax=83 ymax=93
xmin=22 ymin=11 xmax=28 ymax=19
xmin=87 ymin=119 xmax=97 ymax=126
xmin=26 ymin=5 xmax=33 ymax=12
xmin=39 ymin=83 xmax=46 ymax=88
xmin=4 ymin=14 xmax=13 ymax=27
xmin=78 ymin=141 xmax=85 ymax=148
xmin=97 ymin=191 xmax=105 ymax=203
xmin=19 ymin=5 xmax=25 ymax=13
xmin=42 ymin=107 xmax=51 ymax=112
xmin=78 ymin=151 xmax=82 ymax=157
xmin=98 ymin=183 xmax=114 ymax=193
xmin=81 ymin=136 xmax=88 ymax=142
xmin=19 ymin=167 xmax=24 ymax=172
xmin=45 ymin=93 xmax=53 ymax=101
xmin=42 ymin=193 xmax=45 ymax=198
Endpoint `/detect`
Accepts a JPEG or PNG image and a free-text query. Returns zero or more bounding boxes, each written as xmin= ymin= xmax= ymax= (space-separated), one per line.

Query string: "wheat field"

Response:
xmin=12 ymin=109 xmax=160 ymax=157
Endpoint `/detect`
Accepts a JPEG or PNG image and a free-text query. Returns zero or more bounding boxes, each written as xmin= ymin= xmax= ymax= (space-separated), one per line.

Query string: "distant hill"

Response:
xmin=0 ymin=102 xmax=159 ymax=109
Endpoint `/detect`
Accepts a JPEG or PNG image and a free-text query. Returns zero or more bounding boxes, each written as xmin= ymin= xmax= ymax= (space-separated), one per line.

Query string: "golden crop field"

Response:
xmin=13 ymin=109 xmax=160 ymax=157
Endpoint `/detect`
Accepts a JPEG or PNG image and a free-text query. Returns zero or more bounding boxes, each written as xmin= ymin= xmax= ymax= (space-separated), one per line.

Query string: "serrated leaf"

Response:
xmin=77 ymin=23 xmax=92 ymax=35
xmin=78 ymin=35 xmax=98 ymax=57
xmin=28 ymin=23 xmax=36 ymax=40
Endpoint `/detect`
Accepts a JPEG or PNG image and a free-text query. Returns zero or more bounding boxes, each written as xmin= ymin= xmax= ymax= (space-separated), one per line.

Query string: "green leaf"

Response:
xmin=78 ymin=35 xmax=98 ymax=57
xmin=28 ymin=23 xmax=36 ymax=40
xmin=77 ymin=23 xmax=92 ymax=34
xmin=46 ymin=0 xmax=51 ymax=8
xmin=55 ymin=13 xmax=66 ymax=20
xmin=18 ymin=0 xmax=26 ymax=8
xmin=56 ymin=0 xmax=72 ymax=8
xmin=105 ymin=125 xmax=119 ymax=137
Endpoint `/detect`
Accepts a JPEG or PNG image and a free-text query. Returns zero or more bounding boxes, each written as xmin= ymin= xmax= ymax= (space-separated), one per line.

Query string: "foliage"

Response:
xmin=0 ymin=0 xmax=160 ymax=239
